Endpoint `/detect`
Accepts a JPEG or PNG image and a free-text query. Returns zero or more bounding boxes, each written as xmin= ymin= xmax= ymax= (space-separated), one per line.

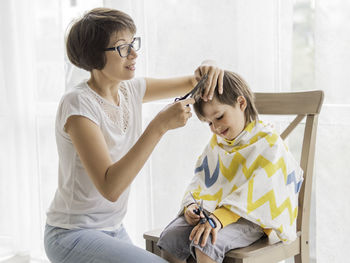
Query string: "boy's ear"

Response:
xmin=237 ymin=96 xmax=247 ymax=111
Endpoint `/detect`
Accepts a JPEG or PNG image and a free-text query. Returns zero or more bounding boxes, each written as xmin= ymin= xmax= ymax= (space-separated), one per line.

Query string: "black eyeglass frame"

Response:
xmin=104 ymin=37 xmax=141 ymax=58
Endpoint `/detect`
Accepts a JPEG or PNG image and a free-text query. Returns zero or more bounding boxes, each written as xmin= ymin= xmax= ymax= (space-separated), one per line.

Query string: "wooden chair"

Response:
xmin=144 ymin=90 xmax=324 ymax=263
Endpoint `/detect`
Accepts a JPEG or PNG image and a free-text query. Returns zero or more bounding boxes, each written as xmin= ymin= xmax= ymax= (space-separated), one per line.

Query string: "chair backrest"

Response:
xmin=254 ymin=90 xmax=324 ymax=241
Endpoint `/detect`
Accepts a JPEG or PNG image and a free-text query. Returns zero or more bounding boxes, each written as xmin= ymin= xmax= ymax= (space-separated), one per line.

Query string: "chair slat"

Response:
xmin=255 ymin=90 xmax=324 ymax=115
xmin=280 ymin=114 xmax=305 ymax=140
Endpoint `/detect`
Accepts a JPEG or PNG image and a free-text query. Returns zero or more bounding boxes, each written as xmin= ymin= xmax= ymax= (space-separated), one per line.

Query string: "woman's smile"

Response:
xmin=125 ymin=62 xmax=136 ymax=71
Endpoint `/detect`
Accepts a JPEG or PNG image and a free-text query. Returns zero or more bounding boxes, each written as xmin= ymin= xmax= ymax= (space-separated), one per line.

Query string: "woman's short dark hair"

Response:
xmin=193 ymin=71 xmax=259 ymax=124
xmin=66 ymin=8 xmax=136 ymax=71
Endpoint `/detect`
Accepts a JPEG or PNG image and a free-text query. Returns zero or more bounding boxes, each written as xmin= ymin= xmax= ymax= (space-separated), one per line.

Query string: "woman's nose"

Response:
xmin=128 ymin=47 xmax=138 ymax=59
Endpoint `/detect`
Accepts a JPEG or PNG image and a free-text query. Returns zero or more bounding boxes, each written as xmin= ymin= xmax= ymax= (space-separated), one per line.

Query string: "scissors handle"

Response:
xmin=192 ymin=207 xmax=217 ymax=228
xmin=189 ymin=192 xmax=216 ymax=228
xmin=193 ymin=208 xmax=201 ymax=216
xmin=174 ymin=94 xmax=190 ymax=102
xmin=174 ymin=96 xmax=191 ymax=107
xmin=207 ymin=217 xmax=217 ymax=228
xmin=202 ymin=210 xmax=217 ymax=228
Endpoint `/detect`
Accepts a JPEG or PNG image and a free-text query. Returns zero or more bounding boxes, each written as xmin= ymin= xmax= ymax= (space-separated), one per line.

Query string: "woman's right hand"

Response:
xmin=184 ymin=203 xmax=201 ymax=225
xmin=154 ymin=98 xmax=195 ymax=133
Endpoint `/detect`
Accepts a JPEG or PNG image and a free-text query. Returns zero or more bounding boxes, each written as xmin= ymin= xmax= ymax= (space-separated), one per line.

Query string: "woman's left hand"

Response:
xmin=194 ymin=60 xmax=224 ymax=101
xmin=189 ymin=214 xmax=222 ymax=247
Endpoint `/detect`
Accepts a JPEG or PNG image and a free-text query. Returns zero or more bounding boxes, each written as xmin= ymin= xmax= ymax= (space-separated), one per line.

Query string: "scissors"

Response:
xmin=174 ymin=74 xmax=208 ymax=102
xmin=189 ymin=192 xmax=217 ymax=228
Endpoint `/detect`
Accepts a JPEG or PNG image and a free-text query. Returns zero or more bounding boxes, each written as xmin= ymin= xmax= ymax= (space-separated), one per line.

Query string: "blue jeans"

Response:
xmin=44 ymin=224 xmax=167 ymax=263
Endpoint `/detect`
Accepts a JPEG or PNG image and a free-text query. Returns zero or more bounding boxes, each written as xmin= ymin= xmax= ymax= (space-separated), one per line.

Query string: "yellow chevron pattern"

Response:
xmin=189 ymin=185 xmax=223 ymax=206
xmin=218 ymin=152 xmax=287 ymax=182
xmin=189 ymin=185 xmax=202 ymax=200
xmin=247 ymin=178 xmax=298 ymax=225
xmin=277 ymin=225 xmax=284 ymax=234
xmin=218 ymin=153 xmax=245 ymax=181
xmin=211 ymin=130 xmax=279 ymax=154
xmin=199 ymin=189 xmax=223 ymax=204
xmin=245 ymin=121 xmax=256 ymax=133
xmin=184 ymin=121 xmax=301 ymax=242
xmin=215 ymin=186 xmax=238 ymax=210
xmin=210 ymin=135 xmax=218 ymax=149
xmin=249 ymin=132 xmax=279 ymax=147
xmin=229 ymin=184 xmax=238 ymax=194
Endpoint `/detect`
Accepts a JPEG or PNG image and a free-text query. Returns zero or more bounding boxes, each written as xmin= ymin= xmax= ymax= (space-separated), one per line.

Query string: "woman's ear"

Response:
xmin=237 ymin=96 xmax=247 ymax=111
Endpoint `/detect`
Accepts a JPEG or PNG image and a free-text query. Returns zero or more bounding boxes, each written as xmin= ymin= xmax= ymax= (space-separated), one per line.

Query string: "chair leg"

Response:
xmin=294 ymin=244 xmax=310 ymax=263
xmin=294 ymin=238 xmax=310 ymax=263
xmin=145 ymin=240 xmax=153 ymax=253
xmin=294 ymin=253 xmax=310 ymax=263
xmin=294 ymin=254 xmax=301 ymax=263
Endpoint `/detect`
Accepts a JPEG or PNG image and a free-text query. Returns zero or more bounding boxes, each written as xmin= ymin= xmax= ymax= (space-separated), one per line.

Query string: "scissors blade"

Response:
xmin=175 ymin=74 xmax=208 ymax=101
xmin=188 ymin=74 xmax=208 ymax=98
xmin=189 ymin=192 xmax=199 ymax=205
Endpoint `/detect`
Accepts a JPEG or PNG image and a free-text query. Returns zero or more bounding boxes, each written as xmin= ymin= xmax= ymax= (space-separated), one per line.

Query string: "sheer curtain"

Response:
xmin=1 ymin=1 xmax=349 ymax=262
xmin=0 ymin=0 xmax=52 ymax=261
xmin=314 ymin=1 xmax=350 ymax=262
xmin=0 ymin=0 xmax=100 ymax=262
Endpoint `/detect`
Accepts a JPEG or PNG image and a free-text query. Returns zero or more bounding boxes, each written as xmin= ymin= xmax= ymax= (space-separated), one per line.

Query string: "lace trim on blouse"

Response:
xmin=85 ymin=83 xmax=130 ymax=133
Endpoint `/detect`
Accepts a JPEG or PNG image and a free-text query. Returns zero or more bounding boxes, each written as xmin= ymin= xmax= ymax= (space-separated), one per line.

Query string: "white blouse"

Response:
xmin=46 ymin=78 xmax=146 ymax=231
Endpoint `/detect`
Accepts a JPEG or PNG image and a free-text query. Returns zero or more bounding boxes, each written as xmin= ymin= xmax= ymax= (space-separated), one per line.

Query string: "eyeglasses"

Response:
xmin=104 ymin=37 xmax=141 ymax=58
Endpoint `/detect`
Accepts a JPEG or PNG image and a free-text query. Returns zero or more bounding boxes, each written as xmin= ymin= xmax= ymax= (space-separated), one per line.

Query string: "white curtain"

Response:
xmin=0 ymin=0 xmax=99 ymax=261
xmin=1 ymin=0 xmax=349 ymax=262
xmin=0 ymin=0 xmax=51 ymax=261
xmin=314 ymin=0 xmax=350 ymax=262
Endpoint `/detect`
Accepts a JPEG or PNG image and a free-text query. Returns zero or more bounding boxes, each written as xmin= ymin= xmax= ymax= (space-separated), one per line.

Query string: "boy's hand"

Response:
xmin=194 ymin=60 xmax=224 ymax=102
xmin=189 ymin=214 xmax=222 ymax=247
xmin=184 ymin=203 xmax=201 ymax=225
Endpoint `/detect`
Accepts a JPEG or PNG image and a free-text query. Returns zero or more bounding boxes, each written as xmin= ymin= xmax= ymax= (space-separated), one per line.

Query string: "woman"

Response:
xmin=44 ymin=7 xmax=224 ymax=263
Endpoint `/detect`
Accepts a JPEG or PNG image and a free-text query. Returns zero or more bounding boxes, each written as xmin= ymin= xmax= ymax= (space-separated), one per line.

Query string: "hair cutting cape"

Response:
xmin=181 ymin=121 xmax=303 ymax=243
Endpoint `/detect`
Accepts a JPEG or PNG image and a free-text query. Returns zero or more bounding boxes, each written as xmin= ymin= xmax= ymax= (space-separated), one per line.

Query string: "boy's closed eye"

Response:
xmin=216 ymin=114 xmax=224 ymax=120
xmin=208 ymin=114 xmax=224 ymax=126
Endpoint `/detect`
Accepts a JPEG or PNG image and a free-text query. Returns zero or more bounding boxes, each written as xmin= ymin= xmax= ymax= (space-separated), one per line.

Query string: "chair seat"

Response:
xmin=143 ymin=229 xmax=301 ymax=262
xmin=226 ymin=233 xmax=300 ymax=260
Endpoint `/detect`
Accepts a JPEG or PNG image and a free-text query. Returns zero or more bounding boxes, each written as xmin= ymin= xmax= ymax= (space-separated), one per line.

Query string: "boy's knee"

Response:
xmin=194 ymin=248 xmax=217 ymax=263
xmin=159 ymin=225 xmax=178 ymax=242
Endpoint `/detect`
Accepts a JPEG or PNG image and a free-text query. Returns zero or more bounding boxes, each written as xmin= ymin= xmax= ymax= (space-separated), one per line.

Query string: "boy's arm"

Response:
xmin=212 ymin=207 xmax=272 ymax=236
xmin=212 ymin=207 xmax=241 ymax=228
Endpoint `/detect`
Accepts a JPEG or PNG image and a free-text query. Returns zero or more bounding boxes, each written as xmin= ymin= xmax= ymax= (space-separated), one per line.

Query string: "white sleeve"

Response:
xmin=126 ymin=77 xmax=146 ymax=104
xmin=58 ymin=91 xmax=100 ymax=133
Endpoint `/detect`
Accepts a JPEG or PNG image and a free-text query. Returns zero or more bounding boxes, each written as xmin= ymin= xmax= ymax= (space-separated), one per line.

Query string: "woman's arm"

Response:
xmin=143 ymin=61 xmax=224 ymax=103
xmin=65 ymin=98 xmax=194 ymax=202
xmin=143 ymin=76 xmax=195 ymax=103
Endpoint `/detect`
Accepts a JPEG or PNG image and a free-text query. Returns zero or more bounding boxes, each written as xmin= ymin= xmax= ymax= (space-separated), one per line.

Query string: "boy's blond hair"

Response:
xmin=193 ymin=71 xmax=258 ymax=124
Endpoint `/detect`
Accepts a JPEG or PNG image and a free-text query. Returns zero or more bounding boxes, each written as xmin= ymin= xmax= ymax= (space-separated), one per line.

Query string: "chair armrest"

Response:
xmin=143 ymin=228 xmax=162 ymax=243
